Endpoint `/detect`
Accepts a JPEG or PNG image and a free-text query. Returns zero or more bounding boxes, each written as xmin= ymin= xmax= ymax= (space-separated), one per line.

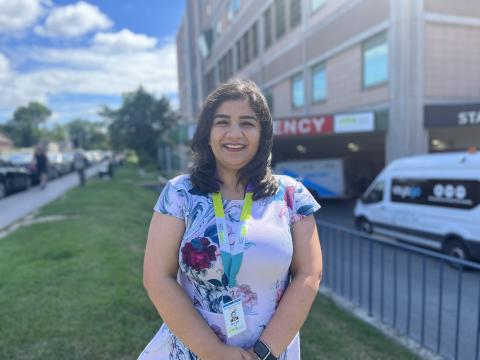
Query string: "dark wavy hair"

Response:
xmin=190 ymin=79 xmax=278 ymax=200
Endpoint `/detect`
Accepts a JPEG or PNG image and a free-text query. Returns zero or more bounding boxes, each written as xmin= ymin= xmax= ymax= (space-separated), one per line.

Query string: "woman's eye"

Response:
xmin=242 ymin=122 xmax=256 ymax=127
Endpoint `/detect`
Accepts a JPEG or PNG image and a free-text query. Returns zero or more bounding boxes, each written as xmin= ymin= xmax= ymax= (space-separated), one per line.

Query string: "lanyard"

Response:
xmin=212 ymin=191 xmax=253 ymax=288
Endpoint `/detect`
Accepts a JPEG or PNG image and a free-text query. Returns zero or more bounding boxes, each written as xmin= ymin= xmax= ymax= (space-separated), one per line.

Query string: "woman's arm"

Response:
xmin=254 ymin=215 xmax=323 ymax=357
xmin=143 ymin=212 xmax=251 ymax=360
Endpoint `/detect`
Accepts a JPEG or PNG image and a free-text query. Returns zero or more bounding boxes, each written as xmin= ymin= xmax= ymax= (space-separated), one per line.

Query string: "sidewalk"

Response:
xmin=0 ymin=163 xmax=104 ymax=230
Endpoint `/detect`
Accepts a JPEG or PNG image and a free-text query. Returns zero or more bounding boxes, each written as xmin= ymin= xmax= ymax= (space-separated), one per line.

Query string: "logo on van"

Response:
xmin=392 ymin=185 xmax=422 ymax=199
xmin=432 ymin=184 xmax=467 ymax=200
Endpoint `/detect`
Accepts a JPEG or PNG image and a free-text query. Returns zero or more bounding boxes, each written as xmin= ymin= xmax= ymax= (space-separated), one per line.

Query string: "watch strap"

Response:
xmin=253 ymin=340 xmax=278 ymax=360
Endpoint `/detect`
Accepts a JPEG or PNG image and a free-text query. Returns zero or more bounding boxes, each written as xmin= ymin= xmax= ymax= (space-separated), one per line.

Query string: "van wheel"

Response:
xmin=358 ymin=218 xmax=373 ymax=234
xmin=443 ymin=239 xmax=472 ymax=269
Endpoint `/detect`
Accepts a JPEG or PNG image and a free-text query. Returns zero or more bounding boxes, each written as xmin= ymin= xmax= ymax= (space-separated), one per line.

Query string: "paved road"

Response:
xmin=316 ymin=199 xmax=480 ymax=360
xmin=0 ymin=164 xmax=105 ymax=230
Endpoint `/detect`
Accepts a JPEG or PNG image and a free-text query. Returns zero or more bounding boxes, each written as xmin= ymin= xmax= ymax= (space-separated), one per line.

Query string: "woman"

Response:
xmin=140 ymin=79 xmax=322 ymax=359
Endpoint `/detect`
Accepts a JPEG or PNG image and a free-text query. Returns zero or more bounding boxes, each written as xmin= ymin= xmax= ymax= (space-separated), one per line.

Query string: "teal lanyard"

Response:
xmin=212 ymin=191 xmax=253 ymax=288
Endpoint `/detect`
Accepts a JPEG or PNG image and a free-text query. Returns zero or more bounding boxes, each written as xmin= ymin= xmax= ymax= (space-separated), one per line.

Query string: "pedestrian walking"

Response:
xmin=74 ymin=150 xmax=86 ymax=186
xmin=139 ymin=79 xmax=323 ymax=359
xmin=34 ymin=144 xmax=48 ymax=190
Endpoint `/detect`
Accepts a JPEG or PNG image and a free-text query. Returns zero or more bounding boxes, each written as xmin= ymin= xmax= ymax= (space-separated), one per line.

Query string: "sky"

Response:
xmin=0 ymin=0 xmax=185 ymax=126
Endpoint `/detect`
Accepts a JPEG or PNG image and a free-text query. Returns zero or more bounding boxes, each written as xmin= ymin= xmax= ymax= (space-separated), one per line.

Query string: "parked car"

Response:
xmin=9 ymin=152 xmax=58 ymax=184
xmin=62 ymin=152 xmax=76 ymax=172
xmin=0 ymin=159 xmax=32 ymax=199
xmin=354 ymin=151 xmax=480 ymax=262
xmin=47 ymin=152 xmax=70 ymax=176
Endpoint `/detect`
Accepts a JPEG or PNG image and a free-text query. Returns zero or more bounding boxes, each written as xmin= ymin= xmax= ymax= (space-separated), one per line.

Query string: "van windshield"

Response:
xmin=362 ymin=181 xmax=384 ymax=204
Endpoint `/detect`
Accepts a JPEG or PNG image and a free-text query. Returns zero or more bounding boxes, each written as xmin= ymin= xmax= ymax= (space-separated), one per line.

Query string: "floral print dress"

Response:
xmin=138 ymin=174 xmax=321 ymax=360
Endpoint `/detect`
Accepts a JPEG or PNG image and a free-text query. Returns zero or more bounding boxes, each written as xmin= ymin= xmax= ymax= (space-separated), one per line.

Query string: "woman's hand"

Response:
xmin=209 ymin=345 xmax=256 ymax=360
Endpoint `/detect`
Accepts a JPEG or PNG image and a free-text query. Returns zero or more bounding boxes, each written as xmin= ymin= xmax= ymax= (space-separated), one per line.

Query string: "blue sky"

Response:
xmin=0 ymin=0 xmax=185 ymax=126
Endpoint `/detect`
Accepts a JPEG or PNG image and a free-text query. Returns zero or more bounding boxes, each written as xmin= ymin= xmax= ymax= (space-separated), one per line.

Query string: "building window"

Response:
xmin=242 ymin=32 xmax=250 ymax=66
xmin=226 ymin=48 xmax=233 ymax=79
xmin=363 ymin=32 xmax=388 ymax=88
xmin=227 ymin=0 xmax=241 ymax=21
xmin=215 ymin=20 xmax=222 ymax=37
xmin=290 ymin=0 xmax=301 ymax=29
xmin=291 ymin=73 xmax=304 ymax=108
xmin=311 ymin=0 xmax=326 ymax=13
xmin=264 ymin=88 xmax=274 ymax=114
xmin=311 ymin=62 xmax=326 ymax=103
xmin=251 ymin=22 xmax=258 ymax=59
xmin=236 ymin=39 xmax=242 ymax=70
xmin=275 ymin=0 xmax=286 ymax=40
xmin=205 ymin=67 xmax=216 ymax=95
xmin=263 ymin=7 xmax=272 ymax=49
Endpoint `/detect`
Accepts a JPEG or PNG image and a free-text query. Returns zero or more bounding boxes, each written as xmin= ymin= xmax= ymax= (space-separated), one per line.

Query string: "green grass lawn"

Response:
xmin=0 ymin=166 xmax=418 ymax=359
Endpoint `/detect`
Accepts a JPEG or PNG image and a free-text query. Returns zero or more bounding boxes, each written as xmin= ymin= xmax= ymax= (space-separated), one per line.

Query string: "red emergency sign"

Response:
xmin=273 ymin=116 xmax=333 ymax=136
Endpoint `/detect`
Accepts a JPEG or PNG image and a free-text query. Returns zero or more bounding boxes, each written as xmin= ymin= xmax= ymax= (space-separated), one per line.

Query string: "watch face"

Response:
xmin=253 ymin=342 xmax=269 ymax=358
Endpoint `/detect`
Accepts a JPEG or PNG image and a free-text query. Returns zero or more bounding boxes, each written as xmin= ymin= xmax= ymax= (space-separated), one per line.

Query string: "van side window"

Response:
xmin=363 ymin=181 xmax=384 ymax=204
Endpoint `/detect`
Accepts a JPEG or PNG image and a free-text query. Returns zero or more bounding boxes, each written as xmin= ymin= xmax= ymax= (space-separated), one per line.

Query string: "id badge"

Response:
xmin=222 ymin=297 xmax=246 ymax=338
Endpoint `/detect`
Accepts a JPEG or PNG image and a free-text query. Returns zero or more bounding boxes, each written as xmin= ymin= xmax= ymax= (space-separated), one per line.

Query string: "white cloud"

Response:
xmin=0 ymin=0 xmax=50 ymax=34
xmin=92 ymin=29 xmax=157 ymax=52
xmin=34 ymin=1 xmax=112 ymax=38
xmin=0 ymin=53 xmax=10 ymax=78
xmin=0 ymin=36 xmax=178 ymax=122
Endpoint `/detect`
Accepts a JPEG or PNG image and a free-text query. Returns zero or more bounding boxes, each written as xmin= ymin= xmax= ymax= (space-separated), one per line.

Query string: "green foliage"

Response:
xmin=4 ymin=102 xmax=51 ymax=147
xmin=100 ymin=87 xmax=180 ymax=165
xmin=42 ymin=124 xmax=68 ymax=143
xmin=67 ymin=118 xmax=108 ymax=150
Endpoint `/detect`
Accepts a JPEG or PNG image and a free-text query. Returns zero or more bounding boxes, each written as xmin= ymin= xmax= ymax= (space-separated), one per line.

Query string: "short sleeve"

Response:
xmin=289 ymin=179 xmax=321 ymax=225
xmin=153 ymin=179 xmax=185 ymax=220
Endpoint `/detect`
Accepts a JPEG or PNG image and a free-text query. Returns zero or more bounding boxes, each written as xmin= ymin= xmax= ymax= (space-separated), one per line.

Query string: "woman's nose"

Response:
xmin=225 ymin=123 xmax=243 ymax=137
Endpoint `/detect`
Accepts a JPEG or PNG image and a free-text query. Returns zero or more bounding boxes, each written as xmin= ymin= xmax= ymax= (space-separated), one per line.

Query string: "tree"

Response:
xmin=100 ymin=87 xmax=179 ymax=165
xmin=43 ymin=124 xmax=68 ymax=143
xmin=5 ymin=102 xmax=51 ymax=147
xmin=67 ymin=119 xmax=108 ymax=150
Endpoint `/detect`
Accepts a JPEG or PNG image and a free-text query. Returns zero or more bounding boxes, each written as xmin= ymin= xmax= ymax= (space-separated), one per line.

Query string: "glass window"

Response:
xmin=311 ymin=0 xmax=326 ymax=13
xmin=363 ymin=32 xmax=388 ymax=88
xmin=263 ymin=7 xmax=272 ymax=49
xmin=227 ymin=0 xmax=241 ymax=20
xmin=290 ymin=0 xmax=301 ymax=29
xmin=251 ymin=22 xmax=258 ymax=59
xmin=311 ymin=62 xmax=326 ymax=103
xmin=275 ymin=0 xmax=286 ymax=40
xmin=291 ymin=73 xmax=304 ymax=108
xmin=242 ymin=32 xmax=249 ymax=66
xmin=236 ymin=39 xmax=242 ymax=70
xmin=362 ymin=181 xmax=384 ymax=204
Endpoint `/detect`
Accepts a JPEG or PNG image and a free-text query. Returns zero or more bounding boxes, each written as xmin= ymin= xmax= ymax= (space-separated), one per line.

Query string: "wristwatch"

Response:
xmin=252 ymin=340 xmax=277 ymax=360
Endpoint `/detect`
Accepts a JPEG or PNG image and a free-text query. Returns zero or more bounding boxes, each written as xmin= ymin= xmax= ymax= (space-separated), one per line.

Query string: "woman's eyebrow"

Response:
xmin=213 ymin=114 xmax=258 ymax=121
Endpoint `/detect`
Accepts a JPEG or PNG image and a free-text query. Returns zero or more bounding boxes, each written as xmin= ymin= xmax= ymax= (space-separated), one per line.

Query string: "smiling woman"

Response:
xmin=139 ymin=79 xmax=323 ymax=360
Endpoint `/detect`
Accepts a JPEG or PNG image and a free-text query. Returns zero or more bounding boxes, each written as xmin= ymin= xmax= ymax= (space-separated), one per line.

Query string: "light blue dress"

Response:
xmin=138 ymin=174 xmax=320 ymax=359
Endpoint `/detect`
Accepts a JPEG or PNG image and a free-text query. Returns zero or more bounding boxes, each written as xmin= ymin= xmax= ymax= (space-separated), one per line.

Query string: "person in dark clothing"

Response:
xmin=34 ymin=144 xmax=48 ymax=189
xmin=74 ymin=151 xmax=87 ymax=186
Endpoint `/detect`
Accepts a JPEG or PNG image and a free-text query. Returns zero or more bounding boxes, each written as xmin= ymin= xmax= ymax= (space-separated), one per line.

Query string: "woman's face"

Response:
xmin=209 ymin=99 xmax=260 ymax=173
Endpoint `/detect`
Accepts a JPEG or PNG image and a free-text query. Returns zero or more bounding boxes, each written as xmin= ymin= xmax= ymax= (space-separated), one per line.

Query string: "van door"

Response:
xmin=361 ymin=179 xmax=391 ymax=229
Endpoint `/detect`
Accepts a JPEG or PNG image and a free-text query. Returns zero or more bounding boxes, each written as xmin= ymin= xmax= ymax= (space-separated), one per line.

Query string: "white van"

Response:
xmin=354 ymin=151 xmax=480 ymax=261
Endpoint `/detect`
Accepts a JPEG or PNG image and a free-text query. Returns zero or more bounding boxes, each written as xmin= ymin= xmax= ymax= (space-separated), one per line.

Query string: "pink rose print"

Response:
xmin=232 ymin=284 xmax=258 ymax=308
xmin=181 ymin=237 xmax=217 ymax=272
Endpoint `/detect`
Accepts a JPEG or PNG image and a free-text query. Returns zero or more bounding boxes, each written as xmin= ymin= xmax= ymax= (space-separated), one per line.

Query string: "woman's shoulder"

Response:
xmin=167 ymin=173 xmax=193 ymax=191
xmin=273 ymin=174 xmax=298 ymax=187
